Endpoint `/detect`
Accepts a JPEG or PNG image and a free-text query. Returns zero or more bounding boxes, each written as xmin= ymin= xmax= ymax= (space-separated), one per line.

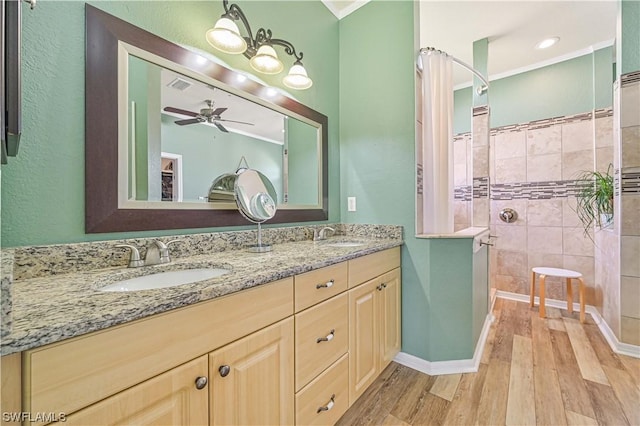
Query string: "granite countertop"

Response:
xmin=1 ymin=236 xmax=402 ymax=355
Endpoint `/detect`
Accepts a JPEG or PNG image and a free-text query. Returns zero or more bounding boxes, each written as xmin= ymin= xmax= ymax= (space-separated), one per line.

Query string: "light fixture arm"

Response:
xmin=221 ymin=0 xmax=304 ymax=63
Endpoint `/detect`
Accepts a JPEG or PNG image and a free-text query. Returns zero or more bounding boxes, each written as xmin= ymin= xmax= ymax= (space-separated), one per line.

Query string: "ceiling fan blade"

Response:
xmin=214 ymin=122 xmax=229 ymax=133
xmin=175 ymin=118 xmax=202 ymax=126
xmin=211 ymin=107 xmax=228 ymax=116
xmin=216 ymin=119 xmax=255 ymax=126
xmin=163 ymin=106 xmax=199 ymax=117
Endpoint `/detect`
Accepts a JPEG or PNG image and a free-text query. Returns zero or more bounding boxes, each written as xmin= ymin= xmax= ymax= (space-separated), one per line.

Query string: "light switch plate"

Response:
xmin=347 ymin=197 xmax=356 ymax=212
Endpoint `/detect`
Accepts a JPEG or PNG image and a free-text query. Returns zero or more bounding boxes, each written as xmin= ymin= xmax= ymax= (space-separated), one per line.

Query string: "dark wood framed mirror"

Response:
xmin=85 ymin=5 xmax=328 ymax=233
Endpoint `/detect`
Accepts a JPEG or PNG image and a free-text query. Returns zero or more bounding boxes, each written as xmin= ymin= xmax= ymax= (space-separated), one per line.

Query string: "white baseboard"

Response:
xmin=496 ymin=290 xmax=640 ymax=359
xmin=393 ymin=312 xmax=495 ymax=376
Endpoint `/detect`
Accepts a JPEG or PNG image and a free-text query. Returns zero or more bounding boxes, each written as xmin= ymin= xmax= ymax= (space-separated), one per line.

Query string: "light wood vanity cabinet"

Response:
xmin=349 ymin=267 xmax=401 ymax=404
xmin=15 ymin=247 xmax=401 ymax=426
xmin=62 ymin=356 xmax=209 ymax=426
xmin=209 ymin=318 xmax=294 ymax=426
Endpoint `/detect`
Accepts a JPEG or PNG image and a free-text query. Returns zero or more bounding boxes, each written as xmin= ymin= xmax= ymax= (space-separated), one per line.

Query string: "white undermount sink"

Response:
xmin=323 ymin=241 xmax=365 ymax=248
xmin=99 ymin=268 xmax=231 ymax=292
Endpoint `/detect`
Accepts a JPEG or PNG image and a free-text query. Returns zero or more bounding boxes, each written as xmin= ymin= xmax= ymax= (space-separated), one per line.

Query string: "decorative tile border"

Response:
xmin=621 ymin=171 xmax=640 ymax=194
xmin=473 ymin=105 xmax=489 ymax=116
xmin=490 ymin=180 xmax=585 ymax=200
xmin=474 ymin=177 xmax=489 ymax=198
xmin=621 ymin=71 xmax=640 ymax=87
xmin=489 ymin=108 xmax=613 ymax=135
xmin=455 ymin=185 xmax=472 ymax=201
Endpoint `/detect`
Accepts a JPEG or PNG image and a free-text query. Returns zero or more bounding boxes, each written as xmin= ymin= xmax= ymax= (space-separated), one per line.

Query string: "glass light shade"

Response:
xmin=249 ymin=45 xmax=283 ymax=74
xmin=283 ymin=63 xmax=313 ymax=90
xmin=206 ymin=18 xmax=247 ymax=54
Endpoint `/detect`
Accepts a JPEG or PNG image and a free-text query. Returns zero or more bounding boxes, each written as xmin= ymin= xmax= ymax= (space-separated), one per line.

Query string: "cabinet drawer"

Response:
xmin=23 ymin=278 xmax=293 ymax=418
xmin=295 ymin=262 xmax=348 ymax=312
xmin=295 ymin=292 xmax=348 ymax=391
xmin=295 ymin=353 xmax=349 ymax=426
xmin=348 ymin=247 xmax=400 ymax=288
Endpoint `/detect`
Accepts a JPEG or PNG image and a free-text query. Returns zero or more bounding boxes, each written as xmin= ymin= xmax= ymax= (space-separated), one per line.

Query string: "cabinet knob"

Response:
xmin=317 ymin=394 xmax=336 ymax=413
xmin=219 ymin=365 xmax=231 ymax=377
xmin=316 ymin=329 xmax=335 ymax=343
xmin=316 ymin=279 xmax=334 ymax=289
xmin=195 ymin=376 xmax=208 ymax=390
xmin=381 ymin=283 xmax=387 ymax=288
xmin=377 ymin=285 xmax=383 ymax=291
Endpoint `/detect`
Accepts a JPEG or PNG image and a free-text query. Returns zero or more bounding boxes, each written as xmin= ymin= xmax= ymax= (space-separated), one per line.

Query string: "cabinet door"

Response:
xmin=379 ymin=268 xmax=402 ymax=369
xmin=63 ymin=356 xmax=209 ymax=426
xmin=348 ymin=278 xmax=379 ymax=404
xmin=209 ymin=318 xmax=294 ymax=426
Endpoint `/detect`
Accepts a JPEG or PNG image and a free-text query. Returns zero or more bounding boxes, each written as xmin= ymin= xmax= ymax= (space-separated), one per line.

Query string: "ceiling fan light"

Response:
xmin=206 ymin=18 xmax=247 ymax=54
xmin=249 ymin=45 xmax=284 ymax=74
xmin=283 ymin=63 xmax=313 ymax=90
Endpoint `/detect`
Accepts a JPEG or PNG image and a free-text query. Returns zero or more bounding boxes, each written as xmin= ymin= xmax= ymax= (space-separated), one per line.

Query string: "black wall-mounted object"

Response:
xmin=2 ymin=0 xmax=23 ymax=164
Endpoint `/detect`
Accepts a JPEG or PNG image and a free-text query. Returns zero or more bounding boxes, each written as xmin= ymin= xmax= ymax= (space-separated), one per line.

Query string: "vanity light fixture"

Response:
xmin=206 ymin=0 xmax=313 ymax=89
xmin=535 ymin=37 xmax=560 ymax=50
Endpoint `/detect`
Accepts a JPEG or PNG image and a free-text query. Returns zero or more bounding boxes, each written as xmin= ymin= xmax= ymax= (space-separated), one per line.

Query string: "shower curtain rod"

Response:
xmin=418 ymin=47 xmax=489 ymax=88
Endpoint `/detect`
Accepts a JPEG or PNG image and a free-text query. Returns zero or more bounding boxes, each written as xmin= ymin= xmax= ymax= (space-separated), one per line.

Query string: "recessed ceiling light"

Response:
xmin=535 ymin=37 xmax=560 ymax=50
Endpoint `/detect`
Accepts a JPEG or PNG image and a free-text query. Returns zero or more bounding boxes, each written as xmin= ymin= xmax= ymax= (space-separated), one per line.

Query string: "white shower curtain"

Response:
xmin=418 ymin=49 xmax=454 ymax=234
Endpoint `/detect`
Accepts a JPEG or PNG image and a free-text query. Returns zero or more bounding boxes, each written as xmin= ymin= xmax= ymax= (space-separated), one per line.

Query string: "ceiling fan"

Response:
xmin=163 ymin=99 xmax=254 ymax=133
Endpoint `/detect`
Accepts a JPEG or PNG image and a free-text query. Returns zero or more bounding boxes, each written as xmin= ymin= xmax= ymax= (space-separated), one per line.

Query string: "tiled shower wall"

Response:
xmin=618 ymin=73 xmax=640 ymax=345
xmin=454 ymin=108 xmax=614 ymax=305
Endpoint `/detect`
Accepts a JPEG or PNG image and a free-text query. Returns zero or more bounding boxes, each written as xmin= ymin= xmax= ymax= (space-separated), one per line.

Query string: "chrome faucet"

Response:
xmin=313 ymin=227 xmax=335 ymax=241
xmin=116 ymin=239 xmax=179 ymax=268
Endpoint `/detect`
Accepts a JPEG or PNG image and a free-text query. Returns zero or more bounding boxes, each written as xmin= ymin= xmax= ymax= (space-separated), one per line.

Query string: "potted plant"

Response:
xmin=574 ymin=164 xmax=614 ymax=235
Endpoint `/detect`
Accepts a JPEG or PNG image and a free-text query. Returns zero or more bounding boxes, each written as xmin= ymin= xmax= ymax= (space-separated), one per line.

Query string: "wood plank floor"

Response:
xmin=336 ymin=298 xmax=640 ymax=426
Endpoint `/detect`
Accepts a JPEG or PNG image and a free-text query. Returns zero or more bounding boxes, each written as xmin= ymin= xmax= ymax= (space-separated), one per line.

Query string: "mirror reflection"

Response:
xmin=126 ymin=54 xmax=320 ymax=207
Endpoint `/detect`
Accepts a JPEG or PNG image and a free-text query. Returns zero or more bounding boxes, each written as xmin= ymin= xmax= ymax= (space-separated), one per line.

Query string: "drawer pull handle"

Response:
xmin=219 ymin=365 xmax=231 ymax=377
xmin=377 ymin=284 xmax=383 ymax=291
xmin=317 ymin=329 xmax=335 ymax=343
xmin=381 ymin=283 xmax=387 ymax=288
xmin=316 ymin=279 xmax=334 ymax=289
xmin=195 ymin=376 xmax=208 ymax=390
xmin=317 ymin=394 xmax=336 ymax=413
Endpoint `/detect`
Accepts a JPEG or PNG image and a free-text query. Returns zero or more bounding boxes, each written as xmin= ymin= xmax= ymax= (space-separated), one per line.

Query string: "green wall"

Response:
xmin=340 ymin=1 xmax=456 ymax=361
xmin=620 ymin=0 xmax=640 ymax=74
xmin=454 ymin=47 xmax=615 ymax=132
xmin=1 ymin=1 xmax=339 ymax=247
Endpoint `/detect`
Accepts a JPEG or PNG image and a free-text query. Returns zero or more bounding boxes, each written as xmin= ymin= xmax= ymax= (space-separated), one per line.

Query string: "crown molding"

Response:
xmin=321 ymin=0 xmax=370 ymax=19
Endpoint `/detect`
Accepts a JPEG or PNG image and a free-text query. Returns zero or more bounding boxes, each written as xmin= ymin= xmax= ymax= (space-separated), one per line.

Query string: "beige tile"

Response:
xmin=562 ymin=120 xmax=593 ymax=153
xmin=563 ymin=199 xmax=582 ymax=228
xmin=527 ymin=126 xmax=561 ymax=156
xmin=527 ymin=199 xmax=563 ymax=227
xmin=495 ymin=131 xmax=526 ymax=160
xmin=454 ymin=138 xmax=468 ymax=166
xmin=595 ymin=116 xmax=614 ymax=148
xmin=595 ymin=147 xmax=614 ymax=174
xmin=490 ymin=135 xmax=496 ymax=179
xmin=621 ymin=276 xmax=640 ymax=319
xmin=621 ymin=236 xmax=640 ymax=277
xmin=496 ymin=250 xmax=529 ymax=278
xmin=621 ymin=81 xmax=640 ymax=128
xmin=528 ymin=226 xmax=563 ymax=254
xmin=495 ymin=157 xmax=526 ymax=184
xmin=563 ymin=227 xmax=594 ymax=257
xmin=621 ymin=316 xmax=640 ymax=345
xmin=621 ymin=126 xmax=640 ymax=169
xmin=562 ymin=149 xmax=594 ymax=180
xmin=527 ymin=153 xmax=561 ymax=182
xmin=528 ymin=252 xmax=564 ymax=271
xmin=454 ymin=164 xmax=468 ymax=186
xmin=621 ymin=195 xmax=640 ymax=236
xmin=473 ymin=113 xmax=489 ymax=146
xmin=491 ymin=199 xmax=527 ymax=226
xmin=494 ymin=274 xmax=528 ymax=294
xmin=473 ymin=198 xmax=490 ymax=227
xmin=563 ymin=255 xmax=595 ymax=289
xmin=494 ymin=225 xmax=527 ymax=251
xmin=454 ymin=200 xmax=471 ymax=226
xmin=474 ymin=146 xmax=489 ymax=177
